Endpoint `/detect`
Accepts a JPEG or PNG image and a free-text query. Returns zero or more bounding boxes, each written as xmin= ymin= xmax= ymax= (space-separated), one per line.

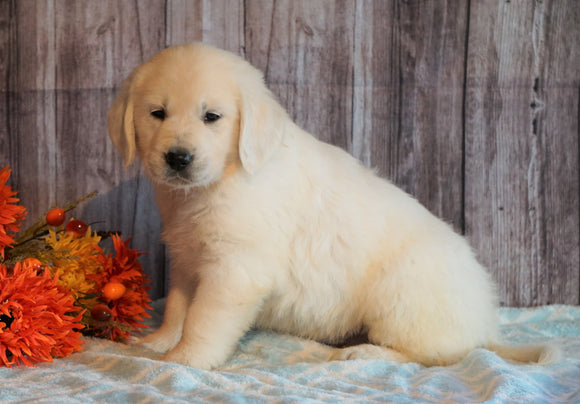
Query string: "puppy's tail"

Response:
xmin=487 ymin=342 xmax=561 ymax=365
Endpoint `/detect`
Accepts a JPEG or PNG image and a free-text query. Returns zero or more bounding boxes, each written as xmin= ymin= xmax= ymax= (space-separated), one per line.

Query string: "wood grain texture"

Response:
xmin=1 ymin=0 xmax=578 ymax=305
xmin=245 ymin=0 xmax=355 ymax=150
xmin=464 ymin=0 xmax=579 ymax=305
xmin=351 ymin=0 xmax=468 ymax=230
xmin=166 ymin=0 xmax=244 ymax=51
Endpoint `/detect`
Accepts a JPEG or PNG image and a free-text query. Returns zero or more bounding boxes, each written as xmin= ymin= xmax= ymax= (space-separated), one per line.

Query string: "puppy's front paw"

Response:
xmin=127 ymin=335 xmax=142 ymax=345
xmin=161 ymin=338 xmax=235 ymax=370
xmin=134 ymin=330 xmax=181 ymax=354
xmin=162 ymin=344 xmax=215 ymax=370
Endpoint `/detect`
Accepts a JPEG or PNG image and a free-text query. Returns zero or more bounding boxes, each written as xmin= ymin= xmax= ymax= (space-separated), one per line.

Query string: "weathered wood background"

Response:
xmin=1 ymin=0 xmax=578 ymax=306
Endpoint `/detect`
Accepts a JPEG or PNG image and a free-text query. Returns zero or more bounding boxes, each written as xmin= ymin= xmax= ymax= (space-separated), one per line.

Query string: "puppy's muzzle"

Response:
xmin=165 ymin=148 xmax=193 ymax=172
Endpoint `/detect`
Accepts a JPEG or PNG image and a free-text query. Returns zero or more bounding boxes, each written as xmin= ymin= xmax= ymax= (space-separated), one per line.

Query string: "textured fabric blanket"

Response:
xmin=1 ymin=300 xmax=579 ymax=403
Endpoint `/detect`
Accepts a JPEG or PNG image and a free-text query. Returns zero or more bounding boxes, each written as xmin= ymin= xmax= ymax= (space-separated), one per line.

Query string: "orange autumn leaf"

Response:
xmin=89 ymin=234 xmax=152 ymax=341
xmin=0 ymin=261 xmax=85 ymax=368
xmin=0 ymin=166 xmax=27 ymax=259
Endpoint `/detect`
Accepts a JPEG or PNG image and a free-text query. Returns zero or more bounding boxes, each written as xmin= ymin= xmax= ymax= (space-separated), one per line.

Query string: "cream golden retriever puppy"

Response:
xmin=108 ymin=43 xmax=556 ymax=369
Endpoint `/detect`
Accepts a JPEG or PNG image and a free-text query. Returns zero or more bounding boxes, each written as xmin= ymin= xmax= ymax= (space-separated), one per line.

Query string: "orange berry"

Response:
xmin=103 ymin=282 xmax=126 ymax=301
xmin=46 ymin=208 xmax=66 ymax=226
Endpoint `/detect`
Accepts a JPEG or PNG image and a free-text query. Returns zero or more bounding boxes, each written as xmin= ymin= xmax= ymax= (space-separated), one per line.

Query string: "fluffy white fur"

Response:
xmin=108 ymin=43 xmax=557 ymax=369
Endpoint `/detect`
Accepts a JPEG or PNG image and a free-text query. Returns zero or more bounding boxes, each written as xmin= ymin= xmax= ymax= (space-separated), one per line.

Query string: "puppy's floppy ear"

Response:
xmin=238 ymin=71 xmax=288 ymax=175
xmin=108 ymin=73 xmax=136 ymax=167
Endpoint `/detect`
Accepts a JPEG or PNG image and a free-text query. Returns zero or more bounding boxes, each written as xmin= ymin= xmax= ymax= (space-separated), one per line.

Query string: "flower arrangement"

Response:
xmin=0 ymin=166 xmax=151 ymax=367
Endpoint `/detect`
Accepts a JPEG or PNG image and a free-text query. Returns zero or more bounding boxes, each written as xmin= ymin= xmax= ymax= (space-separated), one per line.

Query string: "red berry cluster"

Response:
xmin=46 ymin=208 xmax=88 ymax=238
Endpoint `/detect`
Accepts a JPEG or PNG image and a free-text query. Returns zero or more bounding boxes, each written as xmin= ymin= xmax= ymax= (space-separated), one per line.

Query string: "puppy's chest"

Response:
xmin=161 ymin=209 xmax=222 ymax=255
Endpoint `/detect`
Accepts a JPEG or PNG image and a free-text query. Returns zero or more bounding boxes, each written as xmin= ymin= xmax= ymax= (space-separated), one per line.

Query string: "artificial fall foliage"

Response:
xmin=0 ymin=166 xmax=151 ymax=368
xmin=0 ymin=261 xmax=84 ymax=367
xmin=0 ymin=167 xmax=27 ymax=260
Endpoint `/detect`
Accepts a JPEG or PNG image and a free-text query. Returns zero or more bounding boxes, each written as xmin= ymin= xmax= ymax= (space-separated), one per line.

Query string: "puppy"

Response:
xmin=108 ymin=43 xmax=557 ymax=369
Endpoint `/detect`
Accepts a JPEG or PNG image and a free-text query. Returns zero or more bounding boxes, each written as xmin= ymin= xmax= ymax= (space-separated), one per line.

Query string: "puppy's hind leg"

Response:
xmin=329 ymin=344 xmax=411 ymax=363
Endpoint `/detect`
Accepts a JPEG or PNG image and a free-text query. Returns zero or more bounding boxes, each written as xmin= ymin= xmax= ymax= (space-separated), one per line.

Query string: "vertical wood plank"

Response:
xmin=1 ymin=0 xmax=15 ymax=166
xmin=244 ymin=0 xmax=355 ymax=149
xmin=3 ymin=0 xmax=58 ymax=217
xmin=465 ymin=1 xmax=536 ymax=306
xmin=0 ymin=0 xmax=8 ymax=171
xmin=166 ymin=0 xmax=244 ymax=52
xmin=352 ymin=0 xmax=468 ymax=229
xmin=465 ymin=0 xmax=579 ymax=305
xmin=0 ymin=0 xmax=10 ymax=92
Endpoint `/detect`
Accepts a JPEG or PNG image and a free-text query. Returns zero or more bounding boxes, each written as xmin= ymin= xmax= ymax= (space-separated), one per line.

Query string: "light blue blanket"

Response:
xmin=1 ymin=301 xmax=579 ymax=403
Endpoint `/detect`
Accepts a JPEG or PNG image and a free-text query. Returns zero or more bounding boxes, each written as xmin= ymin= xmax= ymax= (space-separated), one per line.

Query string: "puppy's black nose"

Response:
xmin=165 ymin=148 xmax=193 ymax=171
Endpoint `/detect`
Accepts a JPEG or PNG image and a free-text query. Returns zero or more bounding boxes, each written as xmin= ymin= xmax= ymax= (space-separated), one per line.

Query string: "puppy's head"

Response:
xmin=108 ymin=43 xmax=287 ymax=189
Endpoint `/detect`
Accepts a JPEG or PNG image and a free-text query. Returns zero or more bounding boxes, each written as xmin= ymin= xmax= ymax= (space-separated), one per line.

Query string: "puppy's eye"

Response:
xmin=151 ymin=109 xmax=166 ymax=120
xmin=204 ymin=112 xmax=221 ymax=123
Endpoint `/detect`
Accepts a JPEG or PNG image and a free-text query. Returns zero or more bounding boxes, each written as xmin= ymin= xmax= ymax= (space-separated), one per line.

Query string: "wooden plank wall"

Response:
xmin=1 ymin=0 xmax=578 ymax=306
